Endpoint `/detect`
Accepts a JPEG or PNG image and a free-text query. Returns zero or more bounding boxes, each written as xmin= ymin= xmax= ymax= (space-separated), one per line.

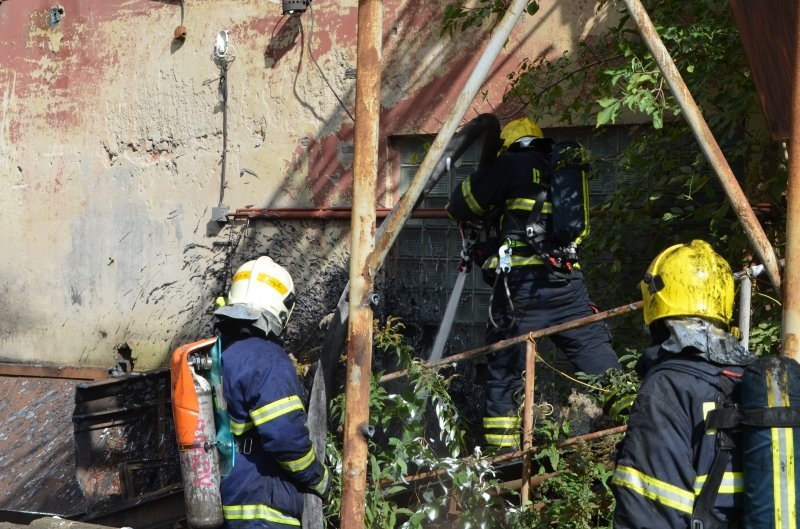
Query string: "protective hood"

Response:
xmin=214 ymin=303 xmax=283 ymax=337
xmin=660 ymin=317 xmax=756 ymax=366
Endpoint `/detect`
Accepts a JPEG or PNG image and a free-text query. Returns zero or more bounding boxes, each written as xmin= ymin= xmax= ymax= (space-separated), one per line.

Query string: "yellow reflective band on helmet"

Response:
xmin=612 ymin=465 xmax=695 ymax=514
xmin=250 ymin=395 xmax=305 ymax=427
xmin=256 ymin=272 xmax=289 ymax=295
xmin=279 ymin=447 xmax=316 ymax=473
xmin=483 ymin=416 xmax=521 ymax=429
xmin=231 ymin=270 xmax=289 ymax=297
xmin=223 ymin=504 xmax=301 ymax=526
xmin=485 ymin=433 xmax=520 ymax=448
xmin=232 ymin=270 xmax=252 ymax=283
xmin=767 ymin=367 xmax=796 ymax=529
xmin=505 ymin=198 xmax=553 ymax=214
xmin=461 ymin=179 xmax=487 ymax=217
xmin=312 ymin=466 xmax=330 ymax=495
xmin=229 ymin=418 xmax=254 ymax=436
xmin=693 ymin=472 xmax=744 ymax=495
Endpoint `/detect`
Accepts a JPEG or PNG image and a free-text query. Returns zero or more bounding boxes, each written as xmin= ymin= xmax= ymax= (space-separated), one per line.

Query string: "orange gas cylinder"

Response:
xmin=170 ymin=338 xmax=223 ymax=529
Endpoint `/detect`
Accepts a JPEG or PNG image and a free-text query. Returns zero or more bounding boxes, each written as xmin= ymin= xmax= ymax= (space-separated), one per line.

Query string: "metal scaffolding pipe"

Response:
xmin=520 ymin=340 xmax=536 ymax=507
xmin=784 ymin=2 xmax=800 ymax=361
xmin=738 ymin=274 xmax=753 ymax=348
xmin=230 ymin=207 xmax=449 ymax=220
xmin=311 ymin=0 xmax=528 ymax=444
xmin=622 ymin=0 xmax=782 ymax=293
xmin=380 ymin=301 xmax=643 ymax=383
xmin=366 ymin=0 xmax=530 ymax=279
xmin=340 ymin=1 xmax=381 ymax=528
xmin=382 ymin=425 xmax=627 ymax=488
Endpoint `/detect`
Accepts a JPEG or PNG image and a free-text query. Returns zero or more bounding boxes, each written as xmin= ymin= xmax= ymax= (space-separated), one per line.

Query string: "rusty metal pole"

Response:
xmin=366 ymin=0 xmax=529 ymax=278
xmin=783 ymin=2 xmax=800 ymax=361
xmin=622 ymin=0 xmax=782 ymax=294
xmin=520 ymin=339 xmax=536 ymax=507
xmin=340 ymin=1 xmax=382 ymax=528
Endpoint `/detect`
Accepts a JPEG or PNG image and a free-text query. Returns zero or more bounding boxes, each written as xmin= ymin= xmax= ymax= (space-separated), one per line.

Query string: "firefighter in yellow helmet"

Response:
xmin=214 ymin=256 xmax=330 ymax=529
xmin=445 ymin=115 xmax=619 ymax=452
xmin=611 ymin=240 xmax=754 ymax=529
xmin=498 ymin=116 xmax=543 ymax=149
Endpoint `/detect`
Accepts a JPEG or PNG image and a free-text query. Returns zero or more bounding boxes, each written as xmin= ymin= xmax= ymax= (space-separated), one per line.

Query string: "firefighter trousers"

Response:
xmin=482 ymin=267 xmax=619 ymax=446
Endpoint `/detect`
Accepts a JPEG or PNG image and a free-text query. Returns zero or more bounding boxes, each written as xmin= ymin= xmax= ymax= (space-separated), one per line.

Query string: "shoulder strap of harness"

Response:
xmin=706 ymin=406 xmax=800 ymax=429
xmin=525 ymin=187 xmax=549 ymax=245
xmin=690 ymin=371 xmax=738 ymax=529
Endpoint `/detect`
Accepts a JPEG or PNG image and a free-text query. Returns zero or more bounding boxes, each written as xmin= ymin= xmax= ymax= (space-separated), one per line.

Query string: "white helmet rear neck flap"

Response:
xmin=214 ymin=256 xmax=296 ymax=337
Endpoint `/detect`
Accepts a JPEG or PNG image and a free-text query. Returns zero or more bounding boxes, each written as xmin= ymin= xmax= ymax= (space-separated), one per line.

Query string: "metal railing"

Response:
xmin=377 ymin=261 xmax=766 ymax=506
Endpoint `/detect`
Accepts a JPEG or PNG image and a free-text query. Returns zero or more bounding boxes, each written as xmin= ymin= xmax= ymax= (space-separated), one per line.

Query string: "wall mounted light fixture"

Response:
xmin=282 ymin=0 xmax=310 ymax=16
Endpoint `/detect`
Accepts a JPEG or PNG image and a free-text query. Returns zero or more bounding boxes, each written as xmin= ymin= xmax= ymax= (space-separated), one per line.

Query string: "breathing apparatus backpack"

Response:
xmin=523 ymin=139 xmax=590 ymax=273
xmin=693 ymin=355 xmax=800 ymax=529
xmin=170 ymin=337 xmax=234 ymax=529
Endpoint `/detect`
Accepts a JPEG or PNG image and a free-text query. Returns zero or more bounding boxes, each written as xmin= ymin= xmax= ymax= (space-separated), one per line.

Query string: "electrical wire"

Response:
xmin=306 ymin=3 xmax=355 ymax=122
xmin=212 ymin=32 xmax=236 ymax=207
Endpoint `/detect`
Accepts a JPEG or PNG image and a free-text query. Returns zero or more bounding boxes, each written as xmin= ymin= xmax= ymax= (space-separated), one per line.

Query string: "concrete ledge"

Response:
xmin=0 ymin=517 xmax=121 ymax=529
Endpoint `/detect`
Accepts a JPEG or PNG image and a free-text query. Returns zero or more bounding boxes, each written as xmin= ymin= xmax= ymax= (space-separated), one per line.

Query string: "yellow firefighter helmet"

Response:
xmin=640 ymin=240 xmax=734 ymax=327
xmin=500 ymin=117 xmax=543 ymax=149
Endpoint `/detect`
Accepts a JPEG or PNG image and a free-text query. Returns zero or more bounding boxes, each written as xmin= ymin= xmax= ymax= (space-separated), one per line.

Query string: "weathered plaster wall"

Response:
xmin=0 ymin=0 xmax=611 ymax=370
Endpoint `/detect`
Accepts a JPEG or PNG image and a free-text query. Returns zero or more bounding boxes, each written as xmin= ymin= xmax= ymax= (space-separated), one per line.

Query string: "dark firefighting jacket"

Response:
xmin=219 ymin=326 xmax=329 ymax=528
xmin=612 ymin=346 xmax=745 ymax=529
xmin=445 ymin=142 xmax=556 ymax=270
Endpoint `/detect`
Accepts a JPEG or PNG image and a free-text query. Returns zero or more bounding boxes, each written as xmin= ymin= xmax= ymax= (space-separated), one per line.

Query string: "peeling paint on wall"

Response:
xmin=0 ymin=0 xmax=614 ymax=369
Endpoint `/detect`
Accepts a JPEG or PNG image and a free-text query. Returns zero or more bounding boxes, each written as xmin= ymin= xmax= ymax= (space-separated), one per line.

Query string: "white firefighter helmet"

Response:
xmin=214 ymin=256 xmax=296 ymax=337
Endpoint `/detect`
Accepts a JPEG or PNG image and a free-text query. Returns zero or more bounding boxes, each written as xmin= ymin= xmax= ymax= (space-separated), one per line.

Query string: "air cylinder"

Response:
xmin=741 ymin=355 xmax=800 ymax=529
xmin=178 ymin=366 xmax=224 ymax=529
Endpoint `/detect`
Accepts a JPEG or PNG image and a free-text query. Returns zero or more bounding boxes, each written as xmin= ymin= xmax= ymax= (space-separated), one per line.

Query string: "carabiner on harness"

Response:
xmin=458 ymin=222 xmax=479 ymax=273
xmin=489 ymin=240 xmax=515 ymax=331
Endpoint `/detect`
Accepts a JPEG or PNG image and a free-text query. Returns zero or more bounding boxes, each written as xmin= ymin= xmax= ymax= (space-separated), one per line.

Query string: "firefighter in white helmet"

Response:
xmin=214 ymin=256 xmax=330 ymax=529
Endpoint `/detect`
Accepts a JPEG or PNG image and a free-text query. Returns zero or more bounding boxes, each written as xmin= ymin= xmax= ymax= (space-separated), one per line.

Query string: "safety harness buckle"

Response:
xmin=525 ymin=225 xmax=536 ymax=240
xmin=458 ymin=223 xmax=479 ymax=273
xmin=498 ymin=240 xmax=512 ymax=275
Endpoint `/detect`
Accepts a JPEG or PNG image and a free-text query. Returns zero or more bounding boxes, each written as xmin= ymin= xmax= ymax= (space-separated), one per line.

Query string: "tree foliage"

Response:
xmin=324 ymin=318 xmax=623 ymax=528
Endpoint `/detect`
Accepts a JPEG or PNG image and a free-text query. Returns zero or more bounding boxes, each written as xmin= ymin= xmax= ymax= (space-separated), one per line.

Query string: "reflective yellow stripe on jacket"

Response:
xmin=693 ymin=472 xmax=744 ymax=495
xmin=312 ymin=466 xmax=330 ymax=496
xmin=612 ymin=465 xmax=695 ymax=514
xmin=767 ymin=366 xmax=797 ymax=529
xmin=505 ymin=197 xmax=553 ymax=214
xmin=483 ymin=254 xmax=546 ymax=269
xmin=278 ymin=447 xmax=316 ymax=473
xmin=223 ymin=504 xmax=301 ymax=526
xmin=461 ymin=179 xmax=487 ymax=217
xmin=230 ymin=395 xmax=305 ymax=435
